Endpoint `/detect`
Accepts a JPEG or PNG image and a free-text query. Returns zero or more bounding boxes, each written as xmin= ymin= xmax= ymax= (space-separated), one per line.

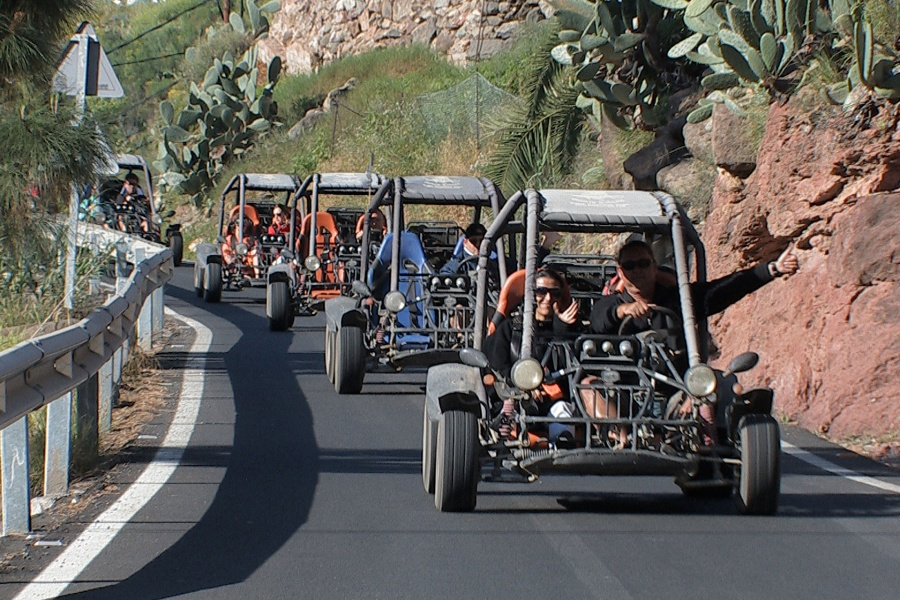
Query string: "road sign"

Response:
xmin=53 ymin=22 xmax=123 ymax=99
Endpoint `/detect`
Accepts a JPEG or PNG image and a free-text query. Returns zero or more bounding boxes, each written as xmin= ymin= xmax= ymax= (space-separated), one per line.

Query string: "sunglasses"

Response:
xmin=620 ymin=258 xmax=653 ymax=271
xmin=535 ymin=286 xmax=562 ymax=299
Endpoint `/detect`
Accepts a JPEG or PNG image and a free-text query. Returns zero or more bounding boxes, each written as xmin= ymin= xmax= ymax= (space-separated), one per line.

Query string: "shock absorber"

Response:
xmin=499 ymin=399 xmax=515 ymax=439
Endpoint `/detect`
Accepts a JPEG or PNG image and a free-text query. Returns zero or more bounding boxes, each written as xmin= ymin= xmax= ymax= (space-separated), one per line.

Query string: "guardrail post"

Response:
xmin=72 ymin=375 xmax=99 ymax=470
xmin=135 ymin=247 xmax=152 ymax=351
xmin=99 ymin=356 xmax=114 ymax=433
xmin=44 ymin=392 xmax=72 ymax=497
xmin=116 ymin=238 xmax=129 ymax=294
xmin=152 ymin=286 xmax=164 ymax=344
xmin=1 ymin=416 xmax=31 ymax=535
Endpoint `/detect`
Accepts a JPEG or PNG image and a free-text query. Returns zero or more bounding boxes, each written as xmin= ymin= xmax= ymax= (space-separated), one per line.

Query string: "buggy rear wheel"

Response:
xmin=203 ymin=263 xmax=222 ymax=303
xmin=324 ymin=328 xmax=335 ymax=383
xmin=734 ymin=415 xmax=780 ymax=515
xmin=194 ymin=263 xmax=203 ymax=297
xmin=169 ymin=232 xmax=183 ymax=267
xmin=422 ymin=404 xmax=438 ymax=494
xmin=434 ymin=410 xmax=478 ymax=512
xmin=333 ymin=326 xmax=365 ymax=394
xmin=267 ymin=281 xmax=292 ymax=331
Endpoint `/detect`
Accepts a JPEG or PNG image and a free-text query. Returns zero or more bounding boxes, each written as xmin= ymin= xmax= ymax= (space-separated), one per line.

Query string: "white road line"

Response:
xmin=782 ymin=441 xmax=900 ymax=494
xmin=15 ymin=308 xmax=211 ymax=600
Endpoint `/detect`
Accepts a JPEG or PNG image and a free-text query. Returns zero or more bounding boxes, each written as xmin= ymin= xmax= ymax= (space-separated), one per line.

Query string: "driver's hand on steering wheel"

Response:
xmin=554 ymin=299 xmax=579 ymax=325
xmin=616 ymin=299 xmax=654 ymax=320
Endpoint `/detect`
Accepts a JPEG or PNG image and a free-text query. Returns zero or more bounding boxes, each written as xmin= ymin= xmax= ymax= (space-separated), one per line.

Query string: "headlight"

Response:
xmin=348 ymin=246 xmax=356 ymax=253
xmin=455 ymin=277 xmax=466 ymax=290
xmin=618 ymin=340 xmax=634 ymax=357
xmin=152 ymin=214 xmax=162 ymax=225
xmin=384 ymin=290 xmax=407 ymax=313
xmin=304 ymin=255 xmax=321 ymax=271
xmin=510 ymin=358 xmax=543 ymax=391
xmin=444 ymin=277 xmax=453 ymax=286
xmin=430 ymin=276 xmax=441 ymax=290
xmin=236 ymin=243 xmax=248 ymax=256
xmin=582 ymin=339 xmax=597 ymax=357
xmin=685 ymin=364 xmax=717 ymax=397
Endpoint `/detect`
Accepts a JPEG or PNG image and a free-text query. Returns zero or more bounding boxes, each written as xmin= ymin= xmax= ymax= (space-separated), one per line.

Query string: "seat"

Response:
xmin=367 ymin=232 xmax=433 ymax=349
xmin=228 ymin=204 xmax=261 ymax=228
xmin=301 ymin=211 xmax=342 ymax=290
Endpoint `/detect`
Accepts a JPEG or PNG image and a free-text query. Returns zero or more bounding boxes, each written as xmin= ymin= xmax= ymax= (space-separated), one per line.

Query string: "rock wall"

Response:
xmin=259 ymin=0 xmax=551 ymax=74
xmin=701 ymin=98 xmax=900 ymax=442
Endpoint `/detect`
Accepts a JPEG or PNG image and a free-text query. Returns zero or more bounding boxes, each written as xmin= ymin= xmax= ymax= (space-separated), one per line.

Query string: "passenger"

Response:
xmin=116 ymin=173 xmax=151 ymax=233
xmin=583 ymin=239 xmax=799 ymax=446
xmin=356 ymin=207 xmax=387 ymax=242
xmin=268 ymin=204 xmax=291 ymax=235
xmin=483 ymin=268 xmax=581 ymax=445
xmin=222 ymin=219 xmax=262 ymax=279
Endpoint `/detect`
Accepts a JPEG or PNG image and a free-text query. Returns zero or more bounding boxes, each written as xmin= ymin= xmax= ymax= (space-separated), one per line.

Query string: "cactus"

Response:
xmin=156 ymin=0 xmax=281 ymax=206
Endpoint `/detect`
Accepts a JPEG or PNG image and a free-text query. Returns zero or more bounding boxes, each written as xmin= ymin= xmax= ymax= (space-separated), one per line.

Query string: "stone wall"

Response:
xmin=259 ymin=0 xmax=552 ymax=74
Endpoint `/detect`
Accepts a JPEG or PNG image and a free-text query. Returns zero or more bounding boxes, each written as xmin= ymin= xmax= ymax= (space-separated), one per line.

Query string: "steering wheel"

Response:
xmin=617 ymin=305 xmax=682 ymax=336
xmin=453 ymin=254 xmax=481 ymax=273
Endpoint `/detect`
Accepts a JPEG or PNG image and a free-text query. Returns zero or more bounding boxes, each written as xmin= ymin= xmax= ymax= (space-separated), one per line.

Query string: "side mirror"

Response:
xmin=458 ymin=348 xmax=489 ymax=369
xmin=725 ymin=351 xmax=759 ymax=376
xmin=351 ymin=280 xmax=372 ymax=297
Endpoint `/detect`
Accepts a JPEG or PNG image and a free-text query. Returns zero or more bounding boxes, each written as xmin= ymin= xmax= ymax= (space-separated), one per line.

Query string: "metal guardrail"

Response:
xmin=0 ymin=223 xmax=174 ymax=535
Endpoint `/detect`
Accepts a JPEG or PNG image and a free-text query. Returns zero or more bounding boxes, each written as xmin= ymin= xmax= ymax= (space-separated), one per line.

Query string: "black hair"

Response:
xmin=617 ymin=239 xmax=654 ymax=263
xmin=535 ymin=267 xmax=565 ymax=287
xmin=464 ymin=222 xmax=487 ymax=238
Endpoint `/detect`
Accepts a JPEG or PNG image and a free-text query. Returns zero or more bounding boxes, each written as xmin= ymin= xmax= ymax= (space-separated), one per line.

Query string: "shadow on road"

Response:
xmin=61 ymin=282 xmax=320 ymax=598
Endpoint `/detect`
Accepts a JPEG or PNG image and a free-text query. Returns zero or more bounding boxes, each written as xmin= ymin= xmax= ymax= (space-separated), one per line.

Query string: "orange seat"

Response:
xmin=487 ymin=269 xmax=572 ymax=335
xmin=300 ymin=211 xmax=343 ymax=289
xmin=228 ymin=204 xmax=260 ymax=227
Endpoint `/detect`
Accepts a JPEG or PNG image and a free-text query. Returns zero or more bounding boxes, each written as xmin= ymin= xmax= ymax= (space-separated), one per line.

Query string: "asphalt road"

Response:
xmin=2 ymin=265 xmax=899 ymax=599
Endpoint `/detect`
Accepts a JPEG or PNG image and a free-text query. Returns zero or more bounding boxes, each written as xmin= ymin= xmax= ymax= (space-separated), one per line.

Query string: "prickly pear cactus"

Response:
xmin=155 ymin=0 xmax=282 ymax=206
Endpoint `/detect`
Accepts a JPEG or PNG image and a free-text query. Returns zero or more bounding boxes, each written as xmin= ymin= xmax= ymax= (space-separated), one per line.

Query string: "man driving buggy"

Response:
xmin=584 ymin=238 xmax=799 ymax=446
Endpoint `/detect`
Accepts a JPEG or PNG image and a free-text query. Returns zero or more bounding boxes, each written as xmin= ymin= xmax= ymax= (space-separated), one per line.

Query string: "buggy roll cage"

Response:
xmin=216 ymin=173 xmax=300 ymax=244
xmin=358 ymin=176 xmax=510 ymax=293
xmin=472 ymin=188 xmax=708 ymax=367
xmin=291 ymin=172 xmax=389 ymax=258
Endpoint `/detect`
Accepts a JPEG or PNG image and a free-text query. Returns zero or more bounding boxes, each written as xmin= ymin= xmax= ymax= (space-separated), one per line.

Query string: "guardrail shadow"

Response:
xmin=61 ymin=279 xmax=320 ymax=598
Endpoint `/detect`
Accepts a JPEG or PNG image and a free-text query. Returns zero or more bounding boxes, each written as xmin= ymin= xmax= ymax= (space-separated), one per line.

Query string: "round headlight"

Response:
xmin=304 ymin=255 xmax=321 ymax=271
xmin=582 ymin=339 xmax=597 ymax=357
xmin=455 ymin=277 xmax=466 ymax=289
xmin=510 ymin=358 xmax=543 ymax=391
xmin=444 ymin=277 xmax=453 ymax=286
xmin=618 ymin=340 xmax=634 ymax=357
xmin=349 ymin=246 xmax=357 ymax=253
xmin=685 ymin=364 xmax=718 ymax=397
xmin=384 ymin=290 xmax=407 ymax=313
xmin=236 ymin=243 xmax=249 ymax=256
xmin=601 ymin=341 xmax=614 ymax=354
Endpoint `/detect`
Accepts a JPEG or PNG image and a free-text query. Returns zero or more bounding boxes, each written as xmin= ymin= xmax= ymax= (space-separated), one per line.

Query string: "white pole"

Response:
xmin=64 ymin=33 xmax=89 ymax=310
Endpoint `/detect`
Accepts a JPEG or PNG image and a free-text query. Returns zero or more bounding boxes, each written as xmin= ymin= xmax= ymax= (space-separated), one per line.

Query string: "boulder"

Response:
xmin=711 ymin=103 xmax=758 ymax=176
xmin=656 ymin=158 xmax=716 ymax=223
xmin=683 ymin=118 xmax=714 ymax=165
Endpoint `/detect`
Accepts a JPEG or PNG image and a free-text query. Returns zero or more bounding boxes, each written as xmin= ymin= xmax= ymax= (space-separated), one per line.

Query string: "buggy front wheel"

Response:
xmin=434 ymin=410 xmax=479 ymax=512
xmin=267 ymin=281 xmax=292 ymax=331
xmin=333 ymin=326 xmax=365 ymax=394
xmin=734 ymin=414 xmax=780 ymax=515
xmin=203 ymin=263 xmax=222 ymax=303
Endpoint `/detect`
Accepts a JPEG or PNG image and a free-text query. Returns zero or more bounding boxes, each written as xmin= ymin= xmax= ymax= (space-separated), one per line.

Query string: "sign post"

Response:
xmin=53 ymin=22 xmax=123 ymax=310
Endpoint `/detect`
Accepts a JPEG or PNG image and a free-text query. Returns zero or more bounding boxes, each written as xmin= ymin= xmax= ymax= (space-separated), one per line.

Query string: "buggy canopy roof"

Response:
xmin=222 ymin=173 xmax=300 ymax=194
xmin=393 ymin=176 xmax=502 ymax=206
xmin=536 ymin=189 xmax=673 ymax=233
xmin=297 ymin=172 xmax=386 ymax=196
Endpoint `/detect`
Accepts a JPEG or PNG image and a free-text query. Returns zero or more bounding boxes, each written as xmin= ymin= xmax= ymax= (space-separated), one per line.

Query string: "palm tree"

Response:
xmin=483 ymin=26 xmax=587 ymax=197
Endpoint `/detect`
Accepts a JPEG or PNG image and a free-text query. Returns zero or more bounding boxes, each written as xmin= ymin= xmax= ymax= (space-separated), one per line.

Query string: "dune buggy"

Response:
xmin=93 ymin=154 xmax=184 ymax=264
xmin=422 ymin=188 xmax=781 ymax=515
xmin=266 ymin=172 xmax=388 ymax=331
xmin=324 ymin=176 xmax=512 ymax=394
xmin=194 ymin=173 xmax=300 ymax=303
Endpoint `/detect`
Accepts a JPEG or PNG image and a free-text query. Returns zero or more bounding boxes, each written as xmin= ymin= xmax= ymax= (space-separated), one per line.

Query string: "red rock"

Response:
xmin=704 ymin=98 xmax=900 ymax=441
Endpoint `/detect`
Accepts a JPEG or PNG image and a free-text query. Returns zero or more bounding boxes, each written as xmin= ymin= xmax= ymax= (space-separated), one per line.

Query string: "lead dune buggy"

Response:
xmin=194 ymin=173 xmax=300 ymax=303
xmin=94 ymin=154 xmax=184 ymax=264
xmin=266 ymin=172 xmax=388 ymax=331
xmin=324 ymin=176 xmax=513 ymax=394
xmin=422 ymin=189 xmax=781 ymax=515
